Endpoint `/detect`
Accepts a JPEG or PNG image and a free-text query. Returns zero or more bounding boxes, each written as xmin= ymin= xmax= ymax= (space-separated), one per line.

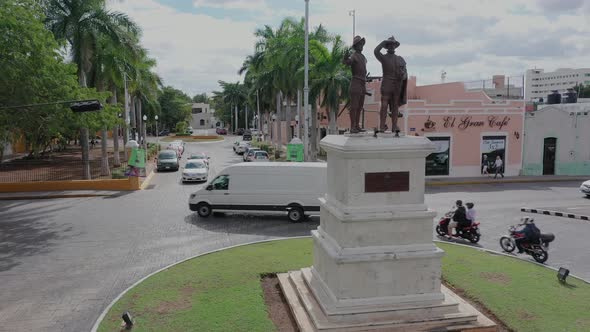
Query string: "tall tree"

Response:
xmin=45 ymin=0 xmax=140 ymax=179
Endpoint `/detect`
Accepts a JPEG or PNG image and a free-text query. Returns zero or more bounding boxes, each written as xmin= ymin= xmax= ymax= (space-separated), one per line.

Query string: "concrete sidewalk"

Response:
xmin=426 ymin=175 xmax=588 ymax=186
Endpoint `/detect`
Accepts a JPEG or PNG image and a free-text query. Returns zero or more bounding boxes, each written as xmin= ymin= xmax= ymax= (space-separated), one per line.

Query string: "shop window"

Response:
xmin=425 ymin=137 xmax=450 ymax=176
xmin=481 ymin=136 xmax=506 ymax=174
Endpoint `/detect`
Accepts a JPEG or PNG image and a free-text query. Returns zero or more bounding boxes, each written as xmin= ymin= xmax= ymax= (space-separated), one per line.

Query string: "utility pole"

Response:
xmin=256 ymin=90 xmax=261 ymax=138
xmin=304 ymin=0 xmax=311 ymax=161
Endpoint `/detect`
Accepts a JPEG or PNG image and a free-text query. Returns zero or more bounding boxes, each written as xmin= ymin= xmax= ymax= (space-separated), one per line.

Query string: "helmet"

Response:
xmin=520 ymin=216 xmax=534 ymax=224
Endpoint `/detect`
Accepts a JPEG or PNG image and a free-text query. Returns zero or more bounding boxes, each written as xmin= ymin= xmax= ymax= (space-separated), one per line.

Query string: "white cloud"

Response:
xmin=193 ymin=0 xmax=266 ymax=11
xmin=109 ymin=0 xmax=590 ymax=94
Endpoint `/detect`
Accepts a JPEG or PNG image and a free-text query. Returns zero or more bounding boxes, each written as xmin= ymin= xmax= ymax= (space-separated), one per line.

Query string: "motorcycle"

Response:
xmin=435 ymin=209 xmax=481 ymax=244
xmin=499 ymin=224 xmax=555 ymax=264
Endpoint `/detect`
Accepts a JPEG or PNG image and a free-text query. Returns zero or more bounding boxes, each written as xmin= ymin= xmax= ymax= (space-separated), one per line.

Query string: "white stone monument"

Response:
xmin=279 ymin=133 xmax=496 ymax=331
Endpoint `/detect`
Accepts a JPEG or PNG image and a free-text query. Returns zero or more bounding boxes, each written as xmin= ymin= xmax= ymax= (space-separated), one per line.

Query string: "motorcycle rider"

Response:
xmin=515 ymin=216 xmax=541 ymax=253
xmin=465 ymin=202 xmax=476 ymax=226
xmin=447 ymin=200 xmax=467 ymax=238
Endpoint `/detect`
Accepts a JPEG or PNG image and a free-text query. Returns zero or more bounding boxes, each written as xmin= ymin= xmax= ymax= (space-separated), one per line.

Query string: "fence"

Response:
xmin=0 ymin=155 xmax=128 ymax=183
xmin=463 ymin=75 xmax=525 ymax=100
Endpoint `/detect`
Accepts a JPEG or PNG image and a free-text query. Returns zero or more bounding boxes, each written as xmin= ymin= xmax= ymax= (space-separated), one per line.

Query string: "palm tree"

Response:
xmin=309 ymin=36 xmax=350 ymax=135
xmin=216 ymin=81 xmax=246 ymax=133
xmin=45 ymin=0 xmax=140 ymax=179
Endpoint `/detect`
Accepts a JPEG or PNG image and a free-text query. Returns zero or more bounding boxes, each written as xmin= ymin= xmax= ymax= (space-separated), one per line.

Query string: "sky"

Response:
xmin=108 ymin=0 xmax=590 ymax=97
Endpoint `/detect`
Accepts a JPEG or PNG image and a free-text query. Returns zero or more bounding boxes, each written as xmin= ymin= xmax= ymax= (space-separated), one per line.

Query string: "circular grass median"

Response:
xmin=160 ymin=136 xmax=224 ymax=143
xmin=97 ymin=239 xmax=590 ymax=332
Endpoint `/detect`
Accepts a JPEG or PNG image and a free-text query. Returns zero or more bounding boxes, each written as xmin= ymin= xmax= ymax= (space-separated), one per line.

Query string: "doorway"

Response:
xmin=543 ymin=137 xmax=557 ymax=175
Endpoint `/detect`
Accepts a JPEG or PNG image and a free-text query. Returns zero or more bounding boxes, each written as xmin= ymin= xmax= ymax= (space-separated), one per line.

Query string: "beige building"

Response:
xmin=525 ymin=68 xmax=590 ymax=102
xmin=190 ymin=103 xmax=221 ymax=130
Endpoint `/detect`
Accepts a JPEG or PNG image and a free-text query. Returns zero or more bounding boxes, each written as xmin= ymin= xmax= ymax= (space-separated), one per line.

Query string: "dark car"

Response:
xmin=242 ymin=129 xmax=252 ymax=141
xmin=159 ymin=129 xmax=170 ymax=136
xmin=156 ymin=150 xmax=179 ymax=172
xmin=235 ymin=128 xmax=245 ymax=135
xmin=216 ymin=127 xmax=227 ymax=135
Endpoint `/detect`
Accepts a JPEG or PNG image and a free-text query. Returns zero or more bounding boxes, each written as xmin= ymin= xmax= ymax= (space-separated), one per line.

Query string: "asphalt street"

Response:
xmin=1 ymin=134 xmax=589 ymax=331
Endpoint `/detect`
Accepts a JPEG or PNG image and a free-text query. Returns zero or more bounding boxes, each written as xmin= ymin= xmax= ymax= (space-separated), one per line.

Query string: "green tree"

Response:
xmin=192 ymin=93 xmax=210 ymax=103
xmin=0 ymin=0 xmax=103 ymax=159
xmin=44 ymin=0 xmax=140 ymax=178
xmin=158 ymin=86 xmax=191 ymax=131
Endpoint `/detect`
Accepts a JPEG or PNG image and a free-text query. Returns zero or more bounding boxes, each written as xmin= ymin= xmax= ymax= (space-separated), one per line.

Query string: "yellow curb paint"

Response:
xmin=140 ymin=171 xmax=155 ymax=190
xmin=0 ymin=177 xmax=139 ymax=193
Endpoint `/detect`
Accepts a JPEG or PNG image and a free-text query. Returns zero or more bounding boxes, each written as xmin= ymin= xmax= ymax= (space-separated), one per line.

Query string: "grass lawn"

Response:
xmin=160 ymin=136 xmax=224 ymax=143
xmin=98 ymin=239 xmax=590 ymax=332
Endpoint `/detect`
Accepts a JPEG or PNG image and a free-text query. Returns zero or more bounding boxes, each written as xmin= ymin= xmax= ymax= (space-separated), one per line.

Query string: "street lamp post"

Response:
xmin=349 ymin=9 xmax=356 ymax=42
xmin=155 ymin=115 xmax=159 ymax=146
xmin=304 ymin=0 xmax=310 ymax=161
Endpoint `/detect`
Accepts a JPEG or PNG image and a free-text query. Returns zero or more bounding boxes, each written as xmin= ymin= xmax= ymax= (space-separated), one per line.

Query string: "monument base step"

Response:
xmin=278 ymin=269 xmax=497 ymax=332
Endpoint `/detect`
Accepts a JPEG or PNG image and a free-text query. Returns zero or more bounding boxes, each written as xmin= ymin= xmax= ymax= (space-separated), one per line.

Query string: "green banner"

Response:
xmin=128 ymin=148 xmax=146 ymax=168
xmin=287 ymin=144 xmax=304 ymax=162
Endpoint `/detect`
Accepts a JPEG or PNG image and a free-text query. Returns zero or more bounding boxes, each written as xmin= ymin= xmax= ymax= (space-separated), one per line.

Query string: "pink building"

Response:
xmin=322 ymin=77 xmax=525 ymax=177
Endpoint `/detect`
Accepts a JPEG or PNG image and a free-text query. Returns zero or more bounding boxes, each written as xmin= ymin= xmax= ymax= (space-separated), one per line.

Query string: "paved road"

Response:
xmin=1 ymin=135 xmax=590 ymax=331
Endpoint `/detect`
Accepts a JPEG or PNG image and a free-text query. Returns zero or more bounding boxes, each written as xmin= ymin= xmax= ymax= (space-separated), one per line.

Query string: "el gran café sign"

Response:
xmin=423 ymin=115 xmax=511 ymax=132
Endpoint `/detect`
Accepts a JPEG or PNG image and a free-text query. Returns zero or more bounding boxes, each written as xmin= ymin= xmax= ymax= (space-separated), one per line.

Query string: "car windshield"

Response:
xmin=190 ymin=155 xmax=205 ymax=159
xmin=255 ymin=152 xmax=268 ymax=159
xmin=186 ymin=162 xmax=205 ymax=169
xmin=159 ymin=151 xmax=176 ymax=159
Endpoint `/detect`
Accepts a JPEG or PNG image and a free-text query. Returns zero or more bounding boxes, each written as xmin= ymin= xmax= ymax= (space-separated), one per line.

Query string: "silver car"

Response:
xmin=182 ymin=160 xmax=209 ymax=183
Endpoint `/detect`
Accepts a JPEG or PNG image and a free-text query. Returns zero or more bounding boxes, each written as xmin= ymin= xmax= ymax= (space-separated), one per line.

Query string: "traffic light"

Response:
xmin=70 ymin=100 xmax=103 ymax=113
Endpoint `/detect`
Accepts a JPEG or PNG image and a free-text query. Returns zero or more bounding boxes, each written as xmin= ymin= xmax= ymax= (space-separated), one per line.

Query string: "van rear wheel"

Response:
xmin=196 ymin=203 xmax=212 ymax=218
xmin=288 ymin=207 xmax=305 ymax=223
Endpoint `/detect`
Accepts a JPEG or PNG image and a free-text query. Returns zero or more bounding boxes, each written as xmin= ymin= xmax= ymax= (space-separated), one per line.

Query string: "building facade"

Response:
xmin=522 ymin=103 xmax=590 ymax=176
xmin=326 ymin=76 xmax=525 ymax=177
xmin=525 ymin=68 xmax=590 ymax=101
xmin=190 ymin=103 xmax=221 ymax=130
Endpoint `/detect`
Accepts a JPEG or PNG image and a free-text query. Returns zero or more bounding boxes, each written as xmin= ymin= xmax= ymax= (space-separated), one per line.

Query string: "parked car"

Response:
xmin=235 ymin=128 xmax=245 ymax=135
xmin=182 ymin=160 xmax=209 ymax=183
xmin=189 ymin=162 xmax=327 ymax=222
xmin=188 ymin=126 xmax=194 ymax=134
xmin=216 ymin=127 xmax=227 ymax=135
xmin=253 ymin=151 xmax=269 ymax=162
xmin=188 ymin=152 xmax=210 ymax=168
xmin=244 ymin=148 xmax=262 ymax=162
xmin=580 ymin=180 xmax=590 ymax=197
xmin=233 ymin=141 xmax=240 ymax=153
xmin=167 ymin=140 xmax=185 ymax=156
xmin=156 ymin=150 xmax=180 ymax=172
xmin=243 ymin=129 xmax=252 ymax=141
xmin=236 ymin=141 xmax=250 ymax=155
xmin=159 ymin=129 xmax=170 ymax=136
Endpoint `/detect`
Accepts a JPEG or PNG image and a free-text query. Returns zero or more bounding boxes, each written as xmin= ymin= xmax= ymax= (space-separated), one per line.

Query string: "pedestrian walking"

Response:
xmin=493 ymin=156 xmax=504 ymax=179
xmin=482 ymin=155 xmax=488 ymax=175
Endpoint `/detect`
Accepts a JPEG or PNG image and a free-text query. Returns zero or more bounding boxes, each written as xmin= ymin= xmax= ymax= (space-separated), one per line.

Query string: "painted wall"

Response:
xmin=522 ymin=103 xmax=590 ymax=176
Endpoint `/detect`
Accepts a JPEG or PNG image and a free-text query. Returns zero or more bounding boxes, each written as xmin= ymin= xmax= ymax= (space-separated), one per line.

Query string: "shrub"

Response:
xmin=175 ymin=121 xmax=188 ymax=134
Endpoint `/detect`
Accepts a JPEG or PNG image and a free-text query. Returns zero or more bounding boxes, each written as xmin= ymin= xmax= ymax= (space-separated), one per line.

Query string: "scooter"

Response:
xmin=435 ymin=209 xmax=481 ymax=244
xmin=499 ymin=224 xmax=555 ymax=264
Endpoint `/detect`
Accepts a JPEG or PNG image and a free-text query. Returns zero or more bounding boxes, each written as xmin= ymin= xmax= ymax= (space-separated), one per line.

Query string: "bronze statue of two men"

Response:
xmin=343 ymin=36 xmax=407 ymax=134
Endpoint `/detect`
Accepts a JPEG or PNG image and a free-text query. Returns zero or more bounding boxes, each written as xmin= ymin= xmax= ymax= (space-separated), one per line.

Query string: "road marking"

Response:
xmin=521 ymin=207 xmax=590 ymax=222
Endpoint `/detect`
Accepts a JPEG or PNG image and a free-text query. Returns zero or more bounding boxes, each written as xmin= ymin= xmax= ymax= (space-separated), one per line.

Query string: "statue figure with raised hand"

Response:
xmin=374 ymin=36 xmax=408 ymax=134
xmin=343 ymin=35 xmax=367 ymax=134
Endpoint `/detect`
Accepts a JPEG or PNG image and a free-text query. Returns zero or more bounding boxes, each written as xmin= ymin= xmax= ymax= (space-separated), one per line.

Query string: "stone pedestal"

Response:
xmin=279 ymin=133 xmax=496 ymax=331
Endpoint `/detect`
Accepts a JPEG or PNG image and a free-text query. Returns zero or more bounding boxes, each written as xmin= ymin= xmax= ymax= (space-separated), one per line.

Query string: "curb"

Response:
xmin=427 ymin=177 xmax=586 ymax=187
xmin=140 ymin=170 xmax=155 ymax=190
xmin=91 ymin=236 xmax=589 ymax=331
xmin=520 ymin=207 xmax=590 ymax=221
xmin=0 ymin=193 xmax=114 ymax=201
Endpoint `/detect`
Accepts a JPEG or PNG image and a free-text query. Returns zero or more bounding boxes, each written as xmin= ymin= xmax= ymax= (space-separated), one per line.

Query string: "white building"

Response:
xmin=190 ymin=103 xmax=221 ymax=130
xmin=525 ymin=68 xmax=590 ymax=101
xmin=522 ymin=102 xmax=590 ymax=176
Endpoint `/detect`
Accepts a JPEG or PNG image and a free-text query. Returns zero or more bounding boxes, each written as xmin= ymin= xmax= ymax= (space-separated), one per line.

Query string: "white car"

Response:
xmin=236 ymin=141 xmax=250 ymax=155
xmin=580 ymin=180 xmax=590 ymax=197
xmin=182 ymin=160 xmax=209 ymax=183
xmin=188 ymin=152 xmax=210 ymax=168
xmin=253 ymin=151 xmax=269 ymax=162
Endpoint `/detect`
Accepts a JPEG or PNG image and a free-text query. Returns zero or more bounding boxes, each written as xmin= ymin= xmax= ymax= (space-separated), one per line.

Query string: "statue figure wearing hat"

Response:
xmin=343 ymin=35 xmax=367 ymax=134
xmin=374 ymin=36 xmax=407 ymax=133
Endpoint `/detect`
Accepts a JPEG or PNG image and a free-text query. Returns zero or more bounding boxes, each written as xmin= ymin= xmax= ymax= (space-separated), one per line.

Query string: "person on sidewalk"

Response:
xmin=482 ymin=155 xmax=489 ymax=175
xmin=447 ymin=200 xmax=467 ymax=239
xmin=494 ymin=156 xmax=504 ymax=179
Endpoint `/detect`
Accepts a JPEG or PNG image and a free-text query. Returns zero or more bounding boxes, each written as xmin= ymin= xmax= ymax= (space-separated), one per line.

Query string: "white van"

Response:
xmin=189 ymin=162 xmax=326 ymax=222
